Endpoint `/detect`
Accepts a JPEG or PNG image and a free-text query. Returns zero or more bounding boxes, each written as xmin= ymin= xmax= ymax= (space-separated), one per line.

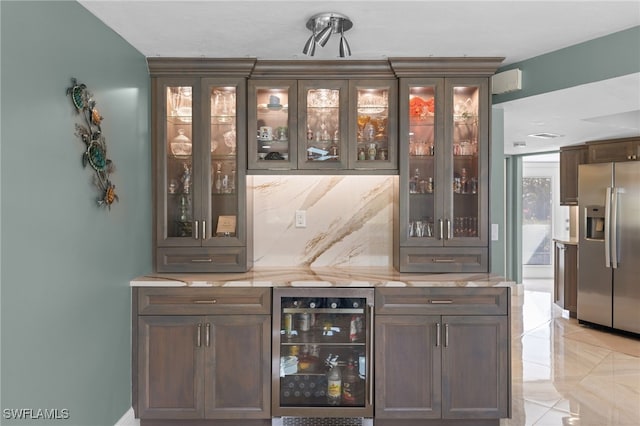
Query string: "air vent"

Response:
xmin=513 ymin=141 xmax=527 ymax=148
xmin=528 ymin=132 xmax=562 ymax=139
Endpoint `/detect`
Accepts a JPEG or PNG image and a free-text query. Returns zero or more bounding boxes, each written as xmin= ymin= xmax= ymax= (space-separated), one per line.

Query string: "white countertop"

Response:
xmin=131 ymin=267 xmax=514 ymax=288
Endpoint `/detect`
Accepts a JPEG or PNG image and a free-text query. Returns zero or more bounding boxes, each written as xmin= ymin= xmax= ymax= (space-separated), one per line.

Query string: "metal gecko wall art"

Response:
xmin=67 ymin=77 xmax=119 ymax=209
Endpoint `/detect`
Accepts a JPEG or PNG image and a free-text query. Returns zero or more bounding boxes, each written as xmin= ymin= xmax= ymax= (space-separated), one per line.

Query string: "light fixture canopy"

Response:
xmin=303 ymin=12 xmax=353 ymax=57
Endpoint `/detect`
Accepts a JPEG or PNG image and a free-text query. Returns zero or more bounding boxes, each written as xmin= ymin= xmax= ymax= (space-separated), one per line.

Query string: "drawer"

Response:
xmin=137 ymin=287 xmax=271 ymax=315
xmin=398 ymin=247 xmax=488 ymax=273
xmin=156 ymin=247 xmax=248 ymax=273
xmin=375 ymin=287 xmax=508 ymax=315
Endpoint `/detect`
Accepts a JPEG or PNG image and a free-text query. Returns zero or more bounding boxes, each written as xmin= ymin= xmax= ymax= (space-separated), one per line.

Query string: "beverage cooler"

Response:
xmin=272 ymin=288 xmax=374 ymax=420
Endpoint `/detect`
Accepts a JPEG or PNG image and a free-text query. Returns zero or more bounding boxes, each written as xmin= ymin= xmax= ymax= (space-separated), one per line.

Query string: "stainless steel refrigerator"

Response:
xmin=578 ymin=162 xmax=640 ymax=334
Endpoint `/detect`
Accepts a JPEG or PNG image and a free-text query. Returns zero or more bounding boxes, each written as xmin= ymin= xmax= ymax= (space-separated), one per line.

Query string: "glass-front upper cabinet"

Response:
xmin=272 ymin=288 xmax=374 ymax=418
xmin=448 ymin=80 xmax=484 ymax=243
xmin=401 ymin=78 xmax=444 ymax=246
xmin=298 ymin=80 xmax=349 ymax=170
xmin=397 ymin=76 xmax=489 ymax=272
xmin=155 ymin=76 xmax=249 ymax=272
xmin=248 ymin=80 xmax=298 ymax=170
xmin=349 ymin=79 xmax=398 ymax=170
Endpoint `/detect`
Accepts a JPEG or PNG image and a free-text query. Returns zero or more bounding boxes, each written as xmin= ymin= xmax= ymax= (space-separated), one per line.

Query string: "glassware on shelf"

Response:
xmin=170 ymin=129 xmax=192 ymax=156
xmin=223 ymin=127 xmax=236 ymax=155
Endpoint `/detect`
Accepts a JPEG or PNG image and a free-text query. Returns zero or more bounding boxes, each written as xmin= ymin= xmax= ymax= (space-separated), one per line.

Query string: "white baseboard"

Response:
xmin=114 ymin=407 xmax=139 ymax=426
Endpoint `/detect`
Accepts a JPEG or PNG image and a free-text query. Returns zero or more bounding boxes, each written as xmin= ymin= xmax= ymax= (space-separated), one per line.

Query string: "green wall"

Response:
xmin=1 ymin=2 xmax=151 ymax=425
xmin=493 ymin=25 xmax=640 ymax=104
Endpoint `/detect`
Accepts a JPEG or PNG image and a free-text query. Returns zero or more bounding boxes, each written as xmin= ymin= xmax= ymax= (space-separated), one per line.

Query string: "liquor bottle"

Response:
xmin=326 ymin=364 xmax=342 ymax=406
xmin=342 ymin=357 xmax=358 ymax=405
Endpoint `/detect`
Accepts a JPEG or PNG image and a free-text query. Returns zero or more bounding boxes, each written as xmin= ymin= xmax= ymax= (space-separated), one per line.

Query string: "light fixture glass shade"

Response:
xmin=315 ymin=23 xmax=333 ymax=47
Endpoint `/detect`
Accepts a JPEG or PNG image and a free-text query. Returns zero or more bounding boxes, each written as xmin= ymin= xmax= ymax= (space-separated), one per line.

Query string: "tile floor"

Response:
xmin=503 ymin=279 xmax=640 ymax=426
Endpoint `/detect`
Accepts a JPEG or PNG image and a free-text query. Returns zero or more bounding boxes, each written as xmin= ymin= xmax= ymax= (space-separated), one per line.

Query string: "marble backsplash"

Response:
xmin=251 ymin=175 xmax=396 ymax=267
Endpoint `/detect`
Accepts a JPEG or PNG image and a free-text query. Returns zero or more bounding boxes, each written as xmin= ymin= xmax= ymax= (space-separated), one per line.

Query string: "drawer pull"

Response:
xmin=191 ymin=258 xmax=213 ymax=263
xmin=433 ymin=258 xmax=455 ymax=263
xmin=430 ymin=299 xmax=453 ymax=304
xmin=195 ymin=299 xmax=218 ymax=304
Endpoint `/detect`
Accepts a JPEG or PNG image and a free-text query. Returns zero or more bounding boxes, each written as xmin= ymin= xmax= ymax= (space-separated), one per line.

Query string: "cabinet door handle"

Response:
xmin=444 ymin=323 xmax=449 ymax=347
xmin=438 ymin=219 xmax=444 ymax=240
xmin=201 ymin=220 xmax=206 ymax=240
xmin=205 ymin=323 xmax=211 ymax=347
xmin=436 ymin=323 xmax=441 ymax=347
xmin=196 ymin=323 xmax=202 ymax=347
xmin=194 ymin=220 xmax=199 ymax=240
xmin=195 ymin=299 xmax=217 ymax=304
xmin=445 ymin=219 xmax=451 ymax=240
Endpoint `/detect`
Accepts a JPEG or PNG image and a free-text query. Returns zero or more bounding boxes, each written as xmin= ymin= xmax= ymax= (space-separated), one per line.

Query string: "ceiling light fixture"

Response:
xmin=303 ymin=12 xmax=353 ymax=57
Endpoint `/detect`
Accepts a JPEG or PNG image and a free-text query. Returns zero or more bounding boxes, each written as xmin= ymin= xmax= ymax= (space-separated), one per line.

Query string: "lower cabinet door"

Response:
xmin=138 ymin=316 xmax=205 ymax=419
xmin=138 ymin=315 xmax=271 ymax=420
xmin=441 ymin=315 xmax=509 ymax=419
xmin=204 ymin=315 xmax=271 ymax=419
xmin=375 ymin=315 xmax=442 ymax=419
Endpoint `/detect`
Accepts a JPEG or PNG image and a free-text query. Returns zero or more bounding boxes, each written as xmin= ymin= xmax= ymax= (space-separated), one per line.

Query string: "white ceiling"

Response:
xmin=79 ymin=0 xmax=640 ymax=156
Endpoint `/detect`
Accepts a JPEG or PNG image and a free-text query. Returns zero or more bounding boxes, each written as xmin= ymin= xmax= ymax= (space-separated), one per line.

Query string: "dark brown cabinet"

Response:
xmin=559 ymin=145 xmax=587 ymax=205
xmin=587 ymin=137 xmax=640 ymax=163
xmin=149 ymin=59 xmax=254 ymax=272
xmin=392 ymin=58 xmax=503 ymax=272
xmin=134 ymin=287 xmax=271 ymax=425
xmin=560 ymin=137 xmax=639 ymax=205
xmin=375 ymin=287 xmax=510 ymax=425
xmin=554 ymin=241 xmax=577 ymax=317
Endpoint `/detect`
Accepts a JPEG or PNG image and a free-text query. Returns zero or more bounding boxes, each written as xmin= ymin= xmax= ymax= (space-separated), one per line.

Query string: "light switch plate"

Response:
xmin=491 ymin=223 xmax=499 ymax=241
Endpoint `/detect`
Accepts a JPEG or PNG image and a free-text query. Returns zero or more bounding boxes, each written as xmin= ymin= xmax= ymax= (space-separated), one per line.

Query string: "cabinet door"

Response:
xmin=560 ymin=146 xmax=587 ymax=205
xmin=441 ymin=315 xmax=509 ymax=419
xmin=375 ymin=315 xmax=442 ymax=419
xmin=444 ymin=78 xmax=489 ymax=247
xmin=156 ymin=78 xmax=202 ymax=247
xmin=204 ymin=315 xmax=271 ymax=419
xmin=202 ymin=78 xmax=246 ymax=246
xmin=349 ymin=79 xmax=398 ymax=170
xmin=248 ymin=80 xmax=298 ymax=170
xmin=399 ymin=78 xmax=445 ymax=247
xmin=588 ymin=140 xmax=636 ymax=163
xmin=298 ymin=80 xmax=349 ymax=170
xmin=138 ymin=316 xmax=204 ymax=419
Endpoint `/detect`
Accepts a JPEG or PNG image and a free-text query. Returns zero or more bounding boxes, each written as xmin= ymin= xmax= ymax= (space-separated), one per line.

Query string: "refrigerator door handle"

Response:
xmin=605 ymin=186 xmax=612 ymax=268
xmin=611 ymin=187 xmax=618 ymax=269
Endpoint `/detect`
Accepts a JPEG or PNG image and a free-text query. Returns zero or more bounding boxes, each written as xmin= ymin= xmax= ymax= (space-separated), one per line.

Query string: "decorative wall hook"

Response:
xmin=67 ymin=78 xmax=118 ymax=209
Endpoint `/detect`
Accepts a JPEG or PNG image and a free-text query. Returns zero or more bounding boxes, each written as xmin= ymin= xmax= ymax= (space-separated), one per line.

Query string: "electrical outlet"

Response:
xmin=295 ymin=210 xmax=306 ymax=228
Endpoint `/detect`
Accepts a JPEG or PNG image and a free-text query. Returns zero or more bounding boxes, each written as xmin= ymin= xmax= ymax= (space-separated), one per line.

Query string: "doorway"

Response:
xmin=522 ymin=153 xmax=569 ymax=280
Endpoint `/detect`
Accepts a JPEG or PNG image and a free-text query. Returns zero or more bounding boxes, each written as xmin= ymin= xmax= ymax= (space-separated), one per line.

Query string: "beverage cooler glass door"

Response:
xmin=273 ymin=288 xmax=374 ymax=417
